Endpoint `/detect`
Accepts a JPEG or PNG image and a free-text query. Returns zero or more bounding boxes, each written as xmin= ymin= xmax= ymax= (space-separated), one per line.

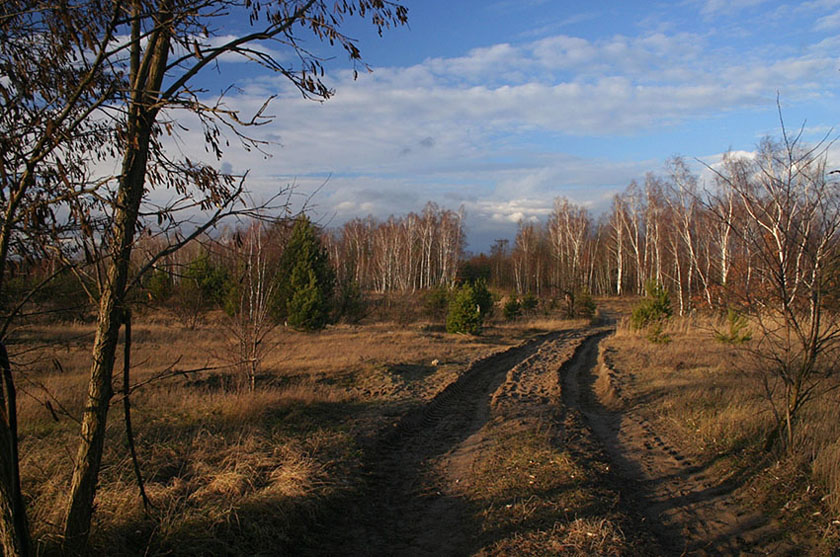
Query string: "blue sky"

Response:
xmin=178 ymin=0 xmax=840 ymax=252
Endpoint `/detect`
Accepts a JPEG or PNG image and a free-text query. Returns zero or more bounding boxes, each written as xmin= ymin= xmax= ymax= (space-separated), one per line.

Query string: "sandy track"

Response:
xmin=311 ymin=330 xmax=579 ymax=556
xmin=560 ymin=332 xmax=794 ymax=556
xmin=308 ymin=328 xmax=790 ymax=555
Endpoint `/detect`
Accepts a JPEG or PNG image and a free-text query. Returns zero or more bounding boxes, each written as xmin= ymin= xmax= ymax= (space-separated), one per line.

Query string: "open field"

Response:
xmin=7 ymin=303 xmax=840 ymax=555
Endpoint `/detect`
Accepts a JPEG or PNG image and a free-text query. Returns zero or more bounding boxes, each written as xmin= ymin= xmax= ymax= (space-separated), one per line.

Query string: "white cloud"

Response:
xmin=699 ymin=0 xmax=768 ymax=17
xmin=153 ymin=11 xmax=840 ymax=250
xmin=815 ymin=9 xmax=840 ymax=29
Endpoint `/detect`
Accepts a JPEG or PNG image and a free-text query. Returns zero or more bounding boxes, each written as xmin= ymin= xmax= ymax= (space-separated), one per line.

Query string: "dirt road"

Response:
xmin=561 ymin=333 xmax=792 ymax=556
xmin=308 ymin=328 xmax=789 ymax=555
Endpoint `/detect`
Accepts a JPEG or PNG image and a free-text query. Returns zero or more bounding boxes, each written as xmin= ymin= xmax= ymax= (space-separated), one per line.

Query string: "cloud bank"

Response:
xmin=170 ymin=2 xmax=840 ymax=251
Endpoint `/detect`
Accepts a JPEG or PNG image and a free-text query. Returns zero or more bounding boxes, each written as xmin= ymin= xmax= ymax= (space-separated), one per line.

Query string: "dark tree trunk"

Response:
xmin=63 ymin=5 xmax=171 ymax=551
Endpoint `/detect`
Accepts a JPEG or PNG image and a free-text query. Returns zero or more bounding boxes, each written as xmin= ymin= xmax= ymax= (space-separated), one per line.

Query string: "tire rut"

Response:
xmin=560 ymin=332 xmax=793 ymax=556
xmin=311 ymin=330 xmax=574 ymax=556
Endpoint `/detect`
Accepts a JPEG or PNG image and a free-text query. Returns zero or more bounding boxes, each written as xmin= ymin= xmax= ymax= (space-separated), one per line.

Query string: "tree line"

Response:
xmin=475 ymin=146 xmax=838 ymax=321
xmin=325 ymin=202 xmax=465 ymax=294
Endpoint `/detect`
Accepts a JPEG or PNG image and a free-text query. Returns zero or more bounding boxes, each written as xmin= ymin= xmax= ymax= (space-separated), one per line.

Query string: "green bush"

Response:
xmin=503 ymin=297 xmax=521 ymax=321
xmin=572 ymin=290 xmax=597 ymax=319
xmin=630 ymin=280 xmax=672 ymax=330
xmin=472 ymin=279 xmax=494 ymax=318
xmin=521 ymin=292 xmax=538 ymax=313
xmin=334 ymin=279 xmax=366 ymax=324
xmin=646 ymin=321 xmax=671 ymax=344
xmin=423 ymin=285 xmax=451 ymax=320
xmin=5 ymin=270 xmax=94 ymax=321
xmin=183 ymin=252 xmax=229 ymax=307
xmin=145 ymin=269 xmax=173 ymax=303
xmin=715 ymin=308 xmax=752 ymax=345
xmin=446 ymin=282 xmax=483 ymax=335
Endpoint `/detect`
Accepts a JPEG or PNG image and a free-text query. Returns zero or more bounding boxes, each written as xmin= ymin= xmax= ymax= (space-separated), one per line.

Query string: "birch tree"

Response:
xmin=710 ymin=133 xmax=840 ymax=450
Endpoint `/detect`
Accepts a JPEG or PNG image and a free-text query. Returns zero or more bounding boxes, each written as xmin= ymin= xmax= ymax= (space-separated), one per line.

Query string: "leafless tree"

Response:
xmin=224 ymin=222 xmax=278 ymax=392
xmin=708 ymin=129 xmax=840 ymax=450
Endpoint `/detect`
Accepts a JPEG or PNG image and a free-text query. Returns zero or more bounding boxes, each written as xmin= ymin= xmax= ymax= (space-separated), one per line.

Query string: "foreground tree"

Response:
xmin=0 ymin=2 xmax=128 ymax=553
xmin=0 ymin=1 xmax=408 ymax=553
xmin=709 ymin=130 xmax=840 ymax=450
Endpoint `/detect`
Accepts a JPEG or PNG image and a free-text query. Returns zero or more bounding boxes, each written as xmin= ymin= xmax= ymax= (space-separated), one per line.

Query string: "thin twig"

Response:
xmin=121 ymin=310 xmax=153 ymax=514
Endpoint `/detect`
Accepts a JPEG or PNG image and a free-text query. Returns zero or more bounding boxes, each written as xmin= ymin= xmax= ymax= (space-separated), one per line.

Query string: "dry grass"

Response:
xmin=466 ymin=419 xmax=627 ymax=556
xmin=607 ymin=315 xmax=840 ymax=552
xmin=9 ymin=310 xmax=571 ymax=555
xmin=455 ymin=407 xmax=663 ymax=556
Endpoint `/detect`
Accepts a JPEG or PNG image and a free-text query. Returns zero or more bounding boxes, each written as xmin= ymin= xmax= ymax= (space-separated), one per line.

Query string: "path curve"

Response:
xmin=559 ymin=332 xmax=793 ymax=556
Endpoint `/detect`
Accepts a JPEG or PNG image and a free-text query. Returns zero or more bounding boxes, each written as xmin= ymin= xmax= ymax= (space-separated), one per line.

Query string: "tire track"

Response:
xmin=559 ymin=332 xmax=793 ymax=556
xmin=312 ymin=330 xmax=574 ymax=556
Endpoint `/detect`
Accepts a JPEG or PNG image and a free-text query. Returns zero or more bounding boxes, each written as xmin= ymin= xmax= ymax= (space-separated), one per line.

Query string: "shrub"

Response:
xmin=170 ymin=252 xmax=229 ymax=328
xmin=645 ymin=322 xmax=671 ymax=344
xmin=184 ymin=252 xmax=229 ymax=307
xmin=715 ymin=308 xmax=752 ymax=345
xmin=6 ymin=270 xmax=94 ymax=321
xmin=145 ymin=268 xmax=173 ymax=303
xmin=472 ymin=279 xmax=494 ymax=318
xmin=630 ymin=280 xmax=672 ymax=330
xmin=446 ymin=282 xmax=483 ymax=335
xmin=503 ymin=297 xmax=521 ymax=321
xmin=423 ymin=285 xmax=451 ymax=320
xmin=572 ymin=290 xmax=597 ymax=319
xmin=521 ymin=292 xmax=538 ymax=313
xmin=334 ymin=279 xmax=366 ymax=324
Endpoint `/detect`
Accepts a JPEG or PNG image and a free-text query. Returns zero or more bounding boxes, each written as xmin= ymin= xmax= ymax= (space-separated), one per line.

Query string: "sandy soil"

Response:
xmin=561 ymin=333 xmax=795 ymax=556
xmin=306 ymin=328 xmax=794 ymax=555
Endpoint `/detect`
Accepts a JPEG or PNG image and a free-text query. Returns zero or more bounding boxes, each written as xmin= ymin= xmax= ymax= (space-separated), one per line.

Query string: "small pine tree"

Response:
xmin=503 ymin=297 xmax=521 ymax=321
xmin=472 ymin=279 xmax=494 ymax=318
xmin=423 ymin=285 xmax=451 ymax=320
xmin=172 ymin=252 xmax=229 ymax=327
xmin=446 ymin=282 xmax=483 ymax=335
xmin=630 ymin=280 xmax=672 ymax=330
xmin=715 ymin=308 xmax=752 ymax=345
xmin=183 ymin=252 xmax=229 ymax=307
xmin=145 ymin=269 xmax=173 ymax=303
xmin=275 ymin=215 xmax=335 ymax=330
xmin=521 ymin=292 xmax=538 ymax=313
xmin=630 ymin=280 xmax=672 ymax=343
xmin=287 ymin=266 xmax=330 ymax=330
xmin=572 ymin=290 xmax=597 ymax=319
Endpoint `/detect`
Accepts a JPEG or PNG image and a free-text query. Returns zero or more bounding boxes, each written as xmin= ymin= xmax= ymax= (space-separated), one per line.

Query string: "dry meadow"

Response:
xmin=8 ymin=303 xmax=840 ymax=554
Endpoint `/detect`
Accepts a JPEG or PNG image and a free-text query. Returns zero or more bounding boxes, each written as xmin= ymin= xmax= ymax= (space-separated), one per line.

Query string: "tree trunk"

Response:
xmin=0 ymin=344 xmax=28 ymax=557
xmin=63 ymin=138 xmax=150 ymax=554
xmin=63 ymin=6 xmax=171 ymax=551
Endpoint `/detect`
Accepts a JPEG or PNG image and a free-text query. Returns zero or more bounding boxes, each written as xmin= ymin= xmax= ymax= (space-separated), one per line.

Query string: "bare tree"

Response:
xmin=224 ymin=222 xmax=278 ymax=391
xmin=547 ymin=197 xmax=590 ymax=295
xmin=709 ymin=130 xmax=840 ymax=450
xmin=666 ymin=157 xmax=706 ymax=310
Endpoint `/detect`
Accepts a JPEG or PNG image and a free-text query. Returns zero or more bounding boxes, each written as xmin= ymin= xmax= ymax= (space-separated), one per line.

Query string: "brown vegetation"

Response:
xmin=607 ymin=316 xmax=840 ymax=553
xmin=12 ymin=311 xmax=550 ymax=554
